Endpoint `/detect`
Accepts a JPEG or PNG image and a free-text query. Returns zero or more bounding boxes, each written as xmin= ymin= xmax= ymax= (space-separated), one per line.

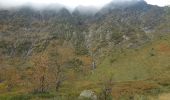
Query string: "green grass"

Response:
xmin=0 ymin=94 xmax=31 ymax=100
xmin=86 ymin=35 xmax=170 ymax=82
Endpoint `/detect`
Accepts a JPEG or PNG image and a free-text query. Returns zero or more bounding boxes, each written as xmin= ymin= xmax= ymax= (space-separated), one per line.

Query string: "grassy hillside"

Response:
xmin=0 ymin=1 xmax=170 ymax=100
xmin=0 ymin=34 xmax=170 ymax=100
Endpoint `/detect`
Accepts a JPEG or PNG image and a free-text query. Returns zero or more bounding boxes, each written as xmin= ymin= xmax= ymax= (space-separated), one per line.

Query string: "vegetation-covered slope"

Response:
xmin=0 ymin=0 xmax=170 ymax=100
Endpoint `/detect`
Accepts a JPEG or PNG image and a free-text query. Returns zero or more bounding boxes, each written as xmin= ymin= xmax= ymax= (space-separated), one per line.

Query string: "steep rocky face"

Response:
xmin=0 ymin=0 xmax=169 ymax=57
xmin=86 ymin=0 xmax=165 ymax=51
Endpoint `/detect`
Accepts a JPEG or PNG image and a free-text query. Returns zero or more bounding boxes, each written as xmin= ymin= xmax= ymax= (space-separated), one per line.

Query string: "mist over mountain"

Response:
xmin=0 ymin=0 xmax=154 ymax=16
xmin=0 ymin=0 xmax=167 ymax=11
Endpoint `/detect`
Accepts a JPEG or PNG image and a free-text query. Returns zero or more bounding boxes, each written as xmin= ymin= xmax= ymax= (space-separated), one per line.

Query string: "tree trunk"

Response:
xmin=40 ymin=75 xmax=45 ymax=93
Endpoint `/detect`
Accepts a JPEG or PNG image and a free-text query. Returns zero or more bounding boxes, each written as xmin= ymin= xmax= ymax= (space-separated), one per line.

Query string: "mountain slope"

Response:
xmin=0 ymin=0 xmax=170 ymax=99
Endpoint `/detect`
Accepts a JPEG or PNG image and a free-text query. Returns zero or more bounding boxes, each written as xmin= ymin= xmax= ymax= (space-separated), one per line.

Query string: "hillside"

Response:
xmin=0 ymin=0 xmax=170 ymax=100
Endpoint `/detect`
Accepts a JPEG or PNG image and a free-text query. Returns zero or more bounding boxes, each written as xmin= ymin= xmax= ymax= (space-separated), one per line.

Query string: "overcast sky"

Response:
xmin=0 ymin=0 xmax=170 ymax=8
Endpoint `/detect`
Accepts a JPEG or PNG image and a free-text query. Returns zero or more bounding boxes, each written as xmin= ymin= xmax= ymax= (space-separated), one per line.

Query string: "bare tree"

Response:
xmin=99 ymin=74 xmax=114 ymax=100
xmin=31 ymin=52 xmax=50 ymax=93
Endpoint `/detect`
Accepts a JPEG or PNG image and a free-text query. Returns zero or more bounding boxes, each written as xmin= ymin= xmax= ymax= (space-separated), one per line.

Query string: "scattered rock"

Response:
xmin=79 ymin=90 xmax=97 ymax=100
